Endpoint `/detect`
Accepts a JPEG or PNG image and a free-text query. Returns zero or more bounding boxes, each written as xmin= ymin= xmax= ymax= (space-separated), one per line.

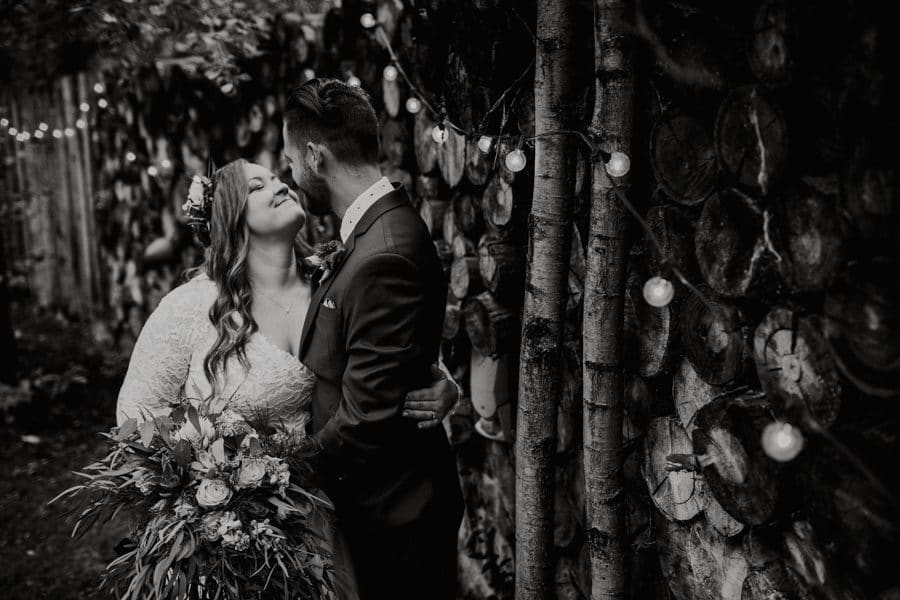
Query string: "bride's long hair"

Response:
xmin=195 ymin=159 xmax=256 ymax=392
xmin=186 ymin=159 xmax=312 ymax=396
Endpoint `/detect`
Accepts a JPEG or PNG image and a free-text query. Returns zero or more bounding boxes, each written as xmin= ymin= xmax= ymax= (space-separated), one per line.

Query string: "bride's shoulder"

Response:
xmin=155 ymin=274 xmax=218 ymax=316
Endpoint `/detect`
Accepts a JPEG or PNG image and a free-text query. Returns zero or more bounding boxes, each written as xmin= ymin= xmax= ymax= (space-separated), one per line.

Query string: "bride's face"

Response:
xmin=242 ymin=162 xmax=305 ymax=239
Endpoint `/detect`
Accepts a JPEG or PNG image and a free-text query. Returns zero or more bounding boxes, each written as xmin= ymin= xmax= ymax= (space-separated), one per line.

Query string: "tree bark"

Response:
xmin=515 ymin=0 xmax=577 ymax=597
xmin=582 ymin=0 xmax=634 ymax=598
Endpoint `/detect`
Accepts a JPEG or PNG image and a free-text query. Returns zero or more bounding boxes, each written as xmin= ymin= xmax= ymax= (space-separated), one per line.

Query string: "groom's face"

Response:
xmin=283 ymin=124 xmax=332 ymax=217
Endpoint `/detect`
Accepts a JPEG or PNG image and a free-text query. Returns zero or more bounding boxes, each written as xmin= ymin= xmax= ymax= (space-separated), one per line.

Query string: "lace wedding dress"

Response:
xmin=115 ymin=274 xmax=359 ymax=600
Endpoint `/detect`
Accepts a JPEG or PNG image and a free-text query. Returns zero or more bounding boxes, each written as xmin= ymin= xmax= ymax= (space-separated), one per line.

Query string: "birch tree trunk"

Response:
xmin=582 ymin=0 xmax=635 ymax=598
xmin=515 ymin=0 xmax=577 ymax=598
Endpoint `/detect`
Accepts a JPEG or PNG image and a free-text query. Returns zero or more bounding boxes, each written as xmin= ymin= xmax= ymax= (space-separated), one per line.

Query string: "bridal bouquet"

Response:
xmin=53 ymin=401 xmax=334 ymax=600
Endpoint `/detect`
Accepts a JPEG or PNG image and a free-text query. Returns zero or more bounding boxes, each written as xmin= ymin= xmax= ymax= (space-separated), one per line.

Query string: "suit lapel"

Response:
xmin=299 ymin=185 xmax=410 ymax=357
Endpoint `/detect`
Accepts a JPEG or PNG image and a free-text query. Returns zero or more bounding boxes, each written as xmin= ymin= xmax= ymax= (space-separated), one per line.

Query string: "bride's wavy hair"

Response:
xmin=187 ymin=159 xmax=257 ymax=394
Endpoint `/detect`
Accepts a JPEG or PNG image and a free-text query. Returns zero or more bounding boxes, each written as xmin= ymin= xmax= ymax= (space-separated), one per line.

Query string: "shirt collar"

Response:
xmin=339 ymin=176 xmax=394 ymax=243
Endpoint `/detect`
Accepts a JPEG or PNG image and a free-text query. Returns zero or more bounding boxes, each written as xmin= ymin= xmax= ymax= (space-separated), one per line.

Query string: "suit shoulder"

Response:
xmin=376 ymin=204 xmax=434 ymax=255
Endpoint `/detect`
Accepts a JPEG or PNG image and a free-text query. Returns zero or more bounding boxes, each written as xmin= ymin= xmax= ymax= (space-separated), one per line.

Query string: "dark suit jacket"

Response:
xmin=299 ymin=185 xmax=462 ymax=534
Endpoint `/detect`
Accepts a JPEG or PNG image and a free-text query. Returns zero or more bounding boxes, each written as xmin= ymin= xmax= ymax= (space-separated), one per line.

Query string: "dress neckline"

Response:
xmin=254 ymin=329 xmax=305 ymax=367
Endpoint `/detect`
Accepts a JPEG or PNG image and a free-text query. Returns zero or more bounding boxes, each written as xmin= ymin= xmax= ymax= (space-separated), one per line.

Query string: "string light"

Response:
xmin=347 ymin=74 xmax=361 ymax=87
xmin=93 ymin=83 xmax=105 ymax=94
xmin=0 ymin=118 xmax=8 ymax=127
xmin=98 ymin=98 xmax=109 ymax=109
xmin=20 ymin=132 xmax=31 ymax=141
xmin=79 ymin=102 xmax=90 ymax=112
xmin=405 ymin=97 xmax=422 ymax=114
xmin=605 ymin=151 xmax=631 ymax=177
xmin=761 ymin=422 xmax=804 ymax=462
xmin=64 ymin=127 xmax=75 ymax=137
xmin=33 ymin=130 xmax=44 ymax=139
xmin=477 ymin=136 xmax=493 ymax=153
xmin=160 ymin=158 xmax=172 ymax=169
xmin=432 ymin=124 xmax=448 ymax=144
xmin=642 ymin=276 xmax=674 ymax=307
xmin=359 ymin=13 xmax=377 ymax=29
xmin=383 ymin=65 xmax=399 ymax=82
xmin=38 ymin=122 xmax=49 ymax=131
xmin=52 ymin=129 xmax=62 ymax=139
xmin=125 ymin=151 xmax=137 ymax=163
xmin=75 ymin=118 xmax=87 ymax=129
xmin=147 ymin=165 xmax=159 ymax=177
xmin=8 ymin=127 xmax=17 ymax=136
xmin=505 ymin=148 xmax=527 ymax=172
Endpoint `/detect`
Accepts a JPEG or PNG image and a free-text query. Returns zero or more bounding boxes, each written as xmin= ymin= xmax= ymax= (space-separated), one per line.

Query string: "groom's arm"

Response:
xmin=313 ymin=251 xmax=430 ymax=475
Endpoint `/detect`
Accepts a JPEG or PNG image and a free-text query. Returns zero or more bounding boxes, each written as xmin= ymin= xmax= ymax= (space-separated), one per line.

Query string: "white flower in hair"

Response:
xmin=183 ymin=175 xmax=209 ymax=212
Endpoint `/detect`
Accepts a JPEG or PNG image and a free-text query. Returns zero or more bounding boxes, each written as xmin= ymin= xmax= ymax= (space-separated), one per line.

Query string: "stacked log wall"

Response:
xmin=3 ymin=0 xmax=895 ymax=598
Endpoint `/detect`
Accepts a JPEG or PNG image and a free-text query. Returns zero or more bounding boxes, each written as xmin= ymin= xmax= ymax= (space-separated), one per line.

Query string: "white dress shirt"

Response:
xmin=339 ymin=176 xmax=395 ymax=243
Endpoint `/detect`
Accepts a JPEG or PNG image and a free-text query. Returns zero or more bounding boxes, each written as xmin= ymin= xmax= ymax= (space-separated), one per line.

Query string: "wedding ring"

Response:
xmin=430 ymin=411 xmax=436 ymax=420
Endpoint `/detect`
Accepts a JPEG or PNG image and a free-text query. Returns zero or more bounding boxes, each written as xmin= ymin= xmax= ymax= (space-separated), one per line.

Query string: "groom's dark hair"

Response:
xmin=283 ymin=78 xmax=380 ymax=166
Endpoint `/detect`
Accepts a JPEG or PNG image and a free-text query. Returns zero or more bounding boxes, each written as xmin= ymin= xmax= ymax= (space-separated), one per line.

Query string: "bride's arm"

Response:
xmin=115 ymin=288 xmax=198 ymax=425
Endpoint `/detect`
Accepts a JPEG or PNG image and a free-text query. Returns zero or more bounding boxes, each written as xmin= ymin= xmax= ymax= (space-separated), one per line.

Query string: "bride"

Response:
xmin=115 ymin=159 xmax=460 ymax=599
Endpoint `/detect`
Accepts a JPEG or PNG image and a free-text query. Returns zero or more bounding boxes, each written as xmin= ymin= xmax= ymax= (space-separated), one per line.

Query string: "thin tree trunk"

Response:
xmin=515 ymin=0 xmax=577 ymax=598
xmin=582 ymin=0 xmax=635 ymax=598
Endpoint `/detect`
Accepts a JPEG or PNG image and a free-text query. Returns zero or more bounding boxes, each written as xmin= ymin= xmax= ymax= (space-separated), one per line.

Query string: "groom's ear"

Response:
xmin=306 ymin=141 xmax=328 ymax=174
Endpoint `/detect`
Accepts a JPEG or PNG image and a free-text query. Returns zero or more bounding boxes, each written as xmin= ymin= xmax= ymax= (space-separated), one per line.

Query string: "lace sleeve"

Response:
xmin=115 ymin=282 xmax=208 ymax=425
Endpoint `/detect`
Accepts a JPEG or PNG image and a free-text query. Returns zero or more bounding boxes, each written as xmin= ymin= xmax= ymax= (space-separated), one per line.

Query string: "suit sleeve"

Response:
xmin=313 ymin=251 xmax=429 ymax=474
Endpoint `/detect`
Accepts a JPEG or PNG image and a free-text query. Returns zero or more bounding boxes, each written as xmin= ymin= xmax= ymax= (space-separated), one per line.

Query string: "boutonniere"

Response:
xmin=305 ymin=240 xmax=346 ymax=283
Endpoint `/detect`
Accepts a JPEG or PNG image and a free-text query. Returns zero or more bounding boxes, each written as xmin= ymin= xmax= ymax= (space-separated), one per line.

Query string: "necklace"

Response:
xmin=253 ymin=285 xmax=299 ymax=315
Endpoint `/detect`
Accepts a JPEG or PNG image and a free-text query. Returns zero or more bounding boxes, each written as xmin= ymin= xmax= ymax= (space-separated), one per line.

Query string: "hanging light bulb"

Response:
xmin=0 ymin=118 xmax=8 ymax=127
xmin=33 ymin=130 xmax=44 ymax=139
xmin=160 ymin=158 xmax=172 ymax=170
xmin=605 ymin=151 xmax=631 ymax=177
xmin=383 ymin=65 xmax=399 ymax=82
xmin=8 ymin=127 xmax=17 ymax=136
xmin=505 ymin=149 xmax=527 ymax=173
xmin=38 ymin=122 xmax=49 ymax=131
xmin=125 ymin=151 xmax=137 ymax=163
xmin=642 ymin=276 xmax=674 ymax=307
xmin=20 ymin=131 xmax=31 ymax=141
xmin=93 ymin=82 xmax=105 ymax=94
xmin=477 ymin=135 xmax=493 ymax=153
xmin=52 ymin=129 xmax=63 ymax=139
xmin=97 ymin=98 xmax=109 ymax=109
xmin=432 ymin=124 xmax=448 ymax=144
xmin=79 ymin=102 xmax=90 ymax=113
xmin=64 ymin=127 xmax=75 ymax=137
xmin=147 ymin=165 xmax=159 ymax=177
xmin=347 ymin=74 xmax=361 ymax=87
xmin=16 ymin=133 xmax=25 ymax=142
xmin=405 ymin=97 xmax=422 ymax=114
xmin=761 ymin=422 xmax=804 ymax=462
xmin=359 ymin=12 xmax=377 ymax=29
xmin=303 ymin=68 xmax=316 ymax=81
xmin=75 ymin=118 xmax=87 ymax=129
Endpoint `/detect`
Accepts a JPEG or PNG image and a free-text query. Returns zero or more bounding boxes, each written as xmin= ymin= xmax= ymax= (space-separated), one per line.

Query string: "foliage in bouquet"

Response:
xmin=52 ymin=400 xmax=334 ymax=600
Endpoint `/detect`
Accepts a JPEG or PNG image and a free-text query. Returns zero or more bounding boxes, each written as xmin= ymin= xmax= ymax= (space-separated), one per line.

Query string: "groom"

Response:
xmin=283 ymin=78 xmax=464 ymax=600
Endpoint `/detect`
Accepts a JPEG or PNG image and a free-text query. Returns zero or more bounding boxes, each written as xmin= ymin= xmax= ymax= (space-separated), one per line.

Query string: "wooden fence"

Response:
xmin=1 ymin=74 xmax=101 ymax=314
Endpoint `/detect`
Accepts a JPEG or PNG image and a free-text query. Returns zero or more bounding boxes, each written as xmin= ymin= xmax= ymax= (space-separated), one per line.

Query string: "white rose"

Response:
xmin=236 ymin=458 xmax=267 ymax=489
xmin=195 ymin=478 xmax=233 ymax=509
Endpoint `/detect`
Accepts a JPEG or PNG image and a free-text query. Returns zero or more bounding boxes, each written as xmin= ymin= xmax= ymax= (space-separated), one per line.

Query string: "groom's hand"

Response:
xmin=403 ymin=364 xmax=461 ymax=429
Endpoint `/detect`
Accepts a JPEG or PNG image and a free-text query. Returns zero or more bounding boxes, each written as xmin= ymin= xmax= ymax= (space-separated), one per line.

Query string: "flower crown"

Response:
xmin=183 ymin=174 xmax=215 ymax=246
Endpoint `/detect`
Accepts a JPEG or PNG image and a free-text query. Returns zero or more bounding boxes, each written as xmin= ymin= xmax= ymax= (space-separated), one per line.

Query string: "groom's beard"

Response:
xmin=299 ymin=174 xmax=334 ymax=217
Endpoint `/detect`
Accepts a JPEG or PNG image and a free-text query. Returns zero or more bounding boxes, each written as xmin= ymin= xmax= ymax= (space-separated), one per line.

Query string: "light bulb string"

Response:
xmin=372 ymin=20 xmax=721 ymax=315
